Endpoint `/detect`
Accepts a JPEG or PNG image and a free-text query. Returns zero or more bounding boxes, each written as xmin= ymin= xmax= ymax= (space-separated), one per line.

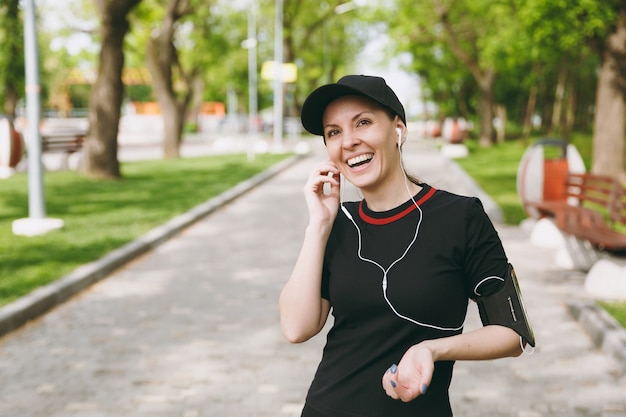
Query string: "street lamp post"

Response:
xmin=12 ymin=0 xmax=63 ymax=236
xmin=23 ymin=0 xmax=44 ymax=220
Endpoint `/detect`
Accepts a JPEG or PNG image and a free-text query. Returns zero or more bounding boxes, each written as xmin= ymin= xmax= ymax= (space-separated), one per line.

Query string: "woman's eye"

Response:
xmin=357 ymin=119 xmax=371 ymax=127
xmin=326 ymin=129 xmax=339 ymax=137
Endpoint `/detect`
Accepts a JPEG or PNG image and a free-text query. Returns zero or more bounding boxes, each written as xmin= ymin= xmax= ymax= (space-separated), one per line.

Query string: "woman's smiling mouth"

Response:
xmin=347 ymin=153 xmax=374 ymax=168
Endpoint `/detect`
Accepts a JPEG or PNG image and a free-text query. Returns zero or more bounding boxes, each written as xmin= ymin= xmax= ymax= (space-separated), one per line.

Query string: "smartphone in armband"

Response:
xmin=476 ymin=264 xmax=535 ymax=347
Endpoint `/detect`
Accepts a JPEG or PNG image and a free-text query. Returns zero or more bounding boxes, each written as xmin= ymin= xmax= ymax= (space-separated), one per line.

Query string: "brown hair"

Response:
xmin=384 ymin=110 xmax=424 ymax=187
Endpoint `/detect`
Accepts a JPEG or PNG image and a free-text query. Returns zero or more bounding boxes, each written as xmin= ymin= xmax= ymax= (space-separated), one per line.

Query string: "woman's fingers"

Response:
xmin=382 ymin=364 xmax=400 ymax=400
xmin=382 ymin=347 xmax=434 ymax=403
xmin=305 ymin=163 xmax=339 ymax=196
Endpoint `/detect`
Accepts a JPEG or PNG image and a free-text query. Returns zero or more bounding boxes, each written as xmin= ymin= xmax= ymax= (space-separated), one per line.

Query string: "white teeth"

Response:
xmin=347 ymin=153 xmax=373 ymax=167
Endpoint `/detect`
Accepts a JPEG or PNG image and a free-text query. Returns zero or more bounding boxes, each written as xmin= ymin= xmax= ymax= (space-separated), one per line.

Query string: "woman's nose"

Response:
xmin=341 ymin=130 xmax=359 ymax=148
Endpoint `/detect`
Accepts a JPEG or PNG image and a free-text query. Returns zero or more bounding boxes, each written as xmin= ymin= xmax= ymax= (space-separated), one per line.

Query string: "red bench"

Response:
xmin=527 ymin=173 xmax=626 ymax=254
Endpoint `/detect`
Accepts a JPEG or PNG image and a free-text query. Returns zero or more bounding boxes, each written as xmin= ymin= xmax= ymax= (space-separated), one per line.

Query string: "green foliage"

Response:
xmin=271 ymin=0 xmax=368 ymax=114
xmin=0 ymin=0 xmax=25 ymax=114
xmin=68 ymin=85 xmax=91 ymax=108
xmin=519 ymin=0 xmax=619 ymax=52
xmin=389 ymin=0 xmax=622 ymax=135
xmin=26 ymin=0 xmax=626 ymax=166
xmin=194 ymin=1 xmax=250 ymax=103
xmin=125 ymin=84 xmax=154 ymax=102
xmin=0 ymin=153 xmax=290 ymax=306
xmin=128 ymin=0 xmax=252 ymax=105
xmin=390 ymin=0 xmax=470 ymax=118
xmin=36 ymin=0 xmax=99 ymax=110
xmin=36 ymin=0 xmax=369 ymax=121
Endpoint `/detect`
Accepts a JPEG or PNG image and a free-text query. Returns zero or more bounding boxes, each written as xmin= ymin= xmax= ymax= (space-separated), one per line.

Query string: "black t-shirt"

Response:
xmin=304 ymin=184 xmax=509 ymax=417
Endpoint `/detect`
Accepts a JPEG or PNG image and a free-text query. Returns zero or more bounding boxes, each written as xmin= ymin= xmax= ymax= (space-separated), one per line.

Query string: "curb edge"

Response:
xmin=567 ymin=301 xmax=626 ymax=374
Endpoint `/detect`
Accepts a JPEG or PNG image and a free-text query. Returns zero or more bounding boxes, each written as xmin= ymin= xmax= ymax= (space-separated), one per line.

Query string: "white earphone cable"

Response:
xmin=340 ymin=135 xmax=464 ymax=331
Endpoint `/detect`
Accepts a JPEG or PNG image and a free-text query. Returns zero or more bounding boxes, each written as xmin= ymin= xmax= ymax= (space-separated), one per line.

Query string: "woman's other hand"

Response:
xmin=382 ymin=344 xmax=434 ymax=402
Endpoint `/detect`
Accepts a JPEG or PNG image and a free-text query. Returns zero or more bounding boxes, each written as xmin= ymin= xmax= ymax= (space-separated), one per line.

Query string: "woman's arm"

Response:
xmin=279 ymin=224 xmax=332 ymax=343
xmin=382 ymin=325 xmax=521 ymax=402
xmin=279 ymin=162 xmax=339 ymax=343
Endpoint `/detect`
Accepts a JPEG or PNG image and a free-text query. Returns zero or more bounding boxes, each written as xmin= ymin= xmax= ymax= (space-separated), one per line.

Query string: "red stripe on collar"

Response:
xmin=358 ymin=187 xmax=436 ymax=225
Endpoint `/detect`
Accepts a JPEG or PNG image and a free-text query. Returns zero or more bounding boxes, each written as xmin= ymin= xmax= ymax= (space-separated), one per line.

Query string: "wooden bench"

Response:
xmin=527 ymin=173 xmax=626 ymax=254
xmin=41 ymin=130 xmax=85 ymax=154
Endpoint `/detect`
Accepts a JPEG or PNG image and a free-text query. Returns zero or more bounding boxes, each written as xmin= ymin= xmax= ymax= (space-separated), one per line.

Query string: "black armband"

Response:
xmin=476 ymin=264 xmax=535 ymax=347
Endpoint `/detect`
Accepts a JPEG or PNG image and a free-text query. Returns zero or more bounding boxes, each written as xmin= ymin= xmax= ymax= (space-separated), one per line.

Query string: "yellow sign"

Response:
xmin=261 ymin=61 xmax=297 ymax=83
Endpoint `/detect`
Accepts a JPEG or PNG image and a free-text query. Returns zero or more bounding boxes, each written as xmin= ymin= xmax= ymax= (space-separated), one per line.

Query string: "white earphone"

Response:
xmin=341 ymin=190 xmax=464 ymax=332
xmin=339 ymin=124 xmax=465 ymax=331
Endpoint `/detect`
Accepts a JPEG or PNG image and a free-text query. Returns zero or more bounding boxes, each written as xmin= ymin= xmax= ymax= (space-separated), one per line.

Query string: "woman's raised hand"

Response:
xmin=303 ymin=161 xmax=341 ymax=227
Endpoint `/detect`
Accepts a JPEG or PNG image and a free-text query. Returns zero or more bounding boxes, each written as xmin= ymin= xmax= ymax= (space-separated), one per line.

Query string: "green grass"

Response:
xmin=599 ymin=301 xmax=626 ymax=328
xmin=454 ymin=136 xmax=626 ymax=329
xmin=454 ymin=139 xmax=531 ymax=225
xmin=0 ymin=153 xmax=290 ymax=307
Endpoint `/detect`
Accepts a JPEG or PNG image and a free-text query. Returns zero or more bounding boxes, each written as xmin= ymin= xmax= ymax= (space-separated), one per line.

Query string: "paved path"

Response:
xmin=1 ymin=138 xmax=625 ymax=417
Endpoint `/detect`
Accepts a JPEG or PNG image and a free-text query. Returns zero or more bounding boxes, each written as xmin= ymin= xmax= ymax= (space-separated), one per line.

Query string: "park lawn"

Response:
xmin=454 ymin=138 xmax=531 ymax=225
xmin=454 ymin=136 xmax=626 ymax=329
xmin=0 ymin=153 xmax=290 ymax=307
xmin=600 ymin=301 xmax=626 ymax=328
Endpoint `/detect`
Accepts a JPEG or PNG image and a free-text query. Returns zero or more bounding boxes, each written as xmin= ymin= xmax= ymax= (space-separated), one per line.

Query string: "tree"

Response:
xmin=393 ymin=0 xmax=527 ymax=147
xmin=37 ymin=0 xmax=100 ymax=116
xmin=392 ymin=17 xmax=476 ymax=122
xmin=590 ymin=9 xmax=626 ymax=180
xmin=0 ymin=0 xmax=24 ymax=117
xmin=144 ymin=0 xmax=197 ymax=159
xmin=80 ymin=0 xmax=142 ymax=179
xmin=520 ymin=0 xmax=625 ymax=178
xmin=281 ymin=0 xmax=366 ymax=117
xmin=130 ymin=0 xmax=364 ymax=152
xmin=131 ymin=0 xmax=247 ymax=158
xmin=392 ymin=0 xmax=624 ymax=175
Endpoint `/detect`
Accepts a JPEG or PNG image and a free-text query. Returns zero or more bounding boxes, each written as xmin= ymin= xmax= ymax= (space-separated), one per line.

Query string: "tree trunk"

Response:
xmin=522 ymin=83 xmax=538 ymax=137
xmin=477 ymin=71 xmax=495 ymax=147
xmin=562 ymin=80 xmax=576 ymax=142
xmin=551 ymin=64 xmax=567 ymax=136
xmin=434 ymin=1 xmax=496 ymax=147
xmin=188 ymin=77 xmax=205 ymax=131
xmin=145 ymin=0 xmax=193 ymax=159
xmin=81 ymin=0 xmax=141 ymax=179
xmin=457 ymin=89 xmax=470 ymax=122
xmin=591 ymin=10 xmax=626 ymax=181
xmin=3 ymin=86 xmax=18 ymax=118
xmin=161 ymin=97 xmax=185 ymax=158
xmin=494 ymin=104 xmax=506 ymax=144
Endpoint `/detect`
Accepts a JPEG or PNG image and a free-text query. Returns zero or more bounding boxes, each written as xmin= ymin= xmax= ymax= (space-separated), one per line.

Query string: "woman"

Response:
xmin=279 ymin=75 xmax=534 ymax=417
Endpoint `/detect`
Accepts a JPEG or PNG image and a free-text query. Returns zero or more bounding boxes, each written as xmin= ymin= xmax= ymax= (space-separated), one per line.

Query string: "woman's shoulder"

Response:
xmin=428 ymin=184 xmax=481 ymax=208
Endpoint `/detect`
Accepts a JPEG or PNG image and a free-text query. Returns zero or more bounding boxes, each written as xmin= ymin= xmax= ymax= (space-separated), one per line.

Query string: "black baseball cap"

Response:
xmin=301 ymin=75 xmax=406 ymax=137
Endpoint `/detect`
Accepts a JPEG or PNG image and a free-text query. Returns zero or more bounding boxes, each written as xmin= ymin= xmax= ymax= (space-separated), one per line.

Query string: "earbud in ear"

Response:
xmin=396 ymin=128 xmax=402 ymax=146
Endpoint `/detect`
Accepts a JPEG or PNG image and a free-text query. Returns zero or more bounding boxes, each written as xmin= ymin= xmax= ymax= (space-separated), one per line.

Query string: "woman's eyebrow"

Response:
xmin=324 ymin=111 xmax=375 ymax=131
xmin=351 ymin=111 xmax=374 ymax=122
xmin=323 ymin=122 xmax=339 ymax=132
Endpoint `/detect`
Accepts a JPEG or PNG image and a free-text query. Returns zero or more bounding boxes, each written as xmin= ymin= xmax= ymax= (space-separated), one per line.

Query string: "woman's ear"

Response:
xmin=395 ymin=120 xmax=406 ymax=146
